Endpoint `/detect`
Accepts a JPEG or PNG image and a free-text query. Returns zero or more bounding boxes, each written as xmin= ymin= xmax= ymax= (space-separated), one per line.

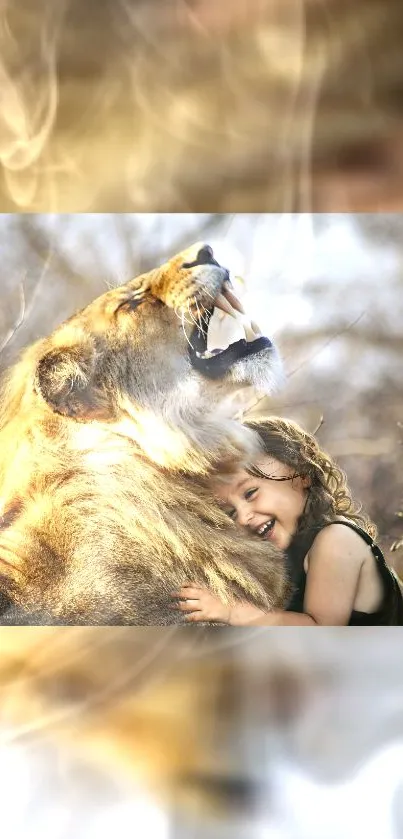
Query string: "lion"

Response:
xmin=0 ymin=242 xmax=288 ymax=624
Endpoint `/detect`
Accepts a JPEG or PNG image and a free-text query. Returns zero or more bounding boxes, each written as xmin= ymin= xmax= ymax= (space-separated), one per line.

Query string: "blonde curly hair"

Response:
xmin=243 ymin=417 xmax=377 ymax=540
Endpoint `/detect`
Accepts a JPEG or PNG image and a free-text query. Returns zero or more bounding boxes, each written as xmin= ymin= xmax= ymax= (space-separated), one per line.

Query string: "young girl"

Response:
xmin=171 ymin=417 xmax=403 ymax=626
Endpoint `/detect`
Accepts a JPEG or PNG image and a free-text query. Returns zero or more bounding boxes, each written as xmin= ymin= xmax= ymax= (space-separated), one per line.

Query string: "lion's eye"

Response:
xmin=115 ymin=297 xmax=143 ymax=314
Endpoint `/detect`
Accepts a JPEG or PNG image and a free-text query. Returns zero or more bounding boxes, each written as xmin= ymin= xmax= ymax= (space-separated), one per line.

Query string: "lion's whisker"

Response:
xmin=103 ymin=278 xmax=115 ymax=291
xmin=174 ymin=306 xmax=193 ymax=328
xmin=181 ymin=311 xmax=195 ymax=351
xmin=195 ymin=299 xmax=209 ymax=331
xmin=173 ymin=306 xmax=184 ymax=324
xmin=187 ymin=299 xmax=203 ymax=334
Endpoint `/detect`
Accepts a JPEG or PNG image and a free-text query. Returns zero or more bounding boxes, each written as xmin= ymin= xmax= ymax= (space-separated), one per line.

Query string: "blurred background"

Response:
xmin=0 ymin=0 xmax=403 ymax=212
xmin=2 ymin=626 xmax=403 ymax=839
xmin=1 ymin=211 xmax=402 ymax=573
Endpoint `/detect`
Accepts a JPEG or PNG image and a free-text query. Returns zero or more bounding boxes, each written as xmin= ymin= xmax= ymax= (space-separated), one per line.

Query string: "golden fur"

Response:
xmin=0 ymin=627 xmax=262 ymax=814
xmin=1 ymin=625 xmax=402 ymax=828
xmin=0 ymin=243 xmax=287 ymax=624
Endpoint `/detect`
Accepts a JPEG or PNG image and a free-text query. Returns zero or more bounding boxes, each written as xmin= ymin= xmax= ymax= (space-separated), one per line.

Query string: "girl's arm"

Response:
xmin=170 ymin=586 xmax=272 ymax=624
xmin=300 ymin=523 xmax=365 ymax=626
xmin=229 ymin=605 xmax=318 ymax=626
xmin=172 ymin=524 xmax=366 ymax=626
xmin=171 ymin=588 xmax=319 ymax=625
xmin=229 ymin=525 xmax=364 ymax=625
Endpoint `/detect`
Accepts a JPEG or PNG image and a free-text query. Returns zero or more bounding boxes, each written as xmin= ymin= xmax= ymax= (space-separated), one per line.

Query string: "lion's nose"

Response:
xmin=196 ymin=246 xmax=230 ymax=281
xmin=181 ymin=243 xmax=228 ymax=274
xmin=196 ymin=245 xmax=215 ymax=264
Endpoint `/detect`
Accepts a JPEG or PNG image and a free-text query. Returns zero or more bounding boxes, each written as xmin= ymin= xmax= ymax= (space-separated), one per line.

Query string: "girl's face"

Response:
xmin=212 ymin=456 xmax=309 ymax=550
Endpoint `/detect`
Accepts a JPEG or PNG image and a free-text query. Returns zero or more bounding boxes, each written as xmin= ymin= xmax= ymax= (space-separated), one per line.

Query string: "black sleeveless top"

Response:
xmin=285 ymin=519 xmax=403 ymax=626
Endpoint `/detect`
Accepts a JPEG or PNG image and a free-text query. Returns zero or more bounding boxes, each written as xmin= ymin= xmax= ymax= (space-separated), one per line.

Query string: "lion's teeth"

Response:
xmin=214 ymin=292 xmax=238 ymax=319
xmin=209 ymin=284 xmax=264 ymax=349
xmin=222 ymin=283 xmax=245 ymax=315
xmin=251 ymin=321 xmax=262 ymax=337
xmin=231 ymin=313 xmax=259 ymax=342
xmin=243 ymin=321 xmax=257 ymax=342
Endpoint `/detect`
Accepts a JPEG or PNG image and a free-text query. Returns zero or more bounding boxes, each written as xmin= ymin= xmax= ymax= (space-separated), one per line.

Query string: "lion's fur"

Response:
xmin=0 ymin=244 xmax=288 ymax=624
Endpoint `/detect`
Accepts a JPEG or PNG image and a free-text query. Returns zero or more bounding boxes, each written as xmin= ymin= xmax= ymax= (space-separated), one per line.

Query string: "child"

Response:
xmin=171 ymin=417 xmax=403 ymax=626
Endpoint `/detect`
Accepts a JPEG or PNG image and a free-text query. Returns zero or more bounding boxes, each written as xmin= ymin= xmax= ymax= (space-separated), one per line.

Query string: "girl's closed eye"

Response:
xmin=225 ymin=488 xmax=258 ymax=519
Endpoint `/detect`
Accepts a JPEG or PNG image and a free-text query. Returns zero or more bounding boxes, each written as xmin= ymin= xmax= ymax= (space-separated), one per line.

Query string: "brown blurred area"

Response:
xmin=0 ymin=0 xmax=403 ymax=211
xmin=1 ymin=627 xmax=403 ymax=837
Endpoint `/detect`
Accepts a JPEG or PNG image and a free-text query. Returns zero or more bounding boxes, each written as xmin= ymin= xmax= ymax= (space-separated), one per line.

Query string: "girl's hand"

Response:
xmin=170 ymin=584 xmax=231 ymax=623
xmin=170 ymin=584 xmax=270 ymax=625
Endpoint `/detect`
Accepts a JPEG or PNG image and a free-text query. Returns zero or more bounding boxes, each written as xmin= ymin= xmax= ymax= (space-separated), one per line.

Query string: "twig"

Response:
xmin=0 ymin=281 xmax=26 ymax=354
xmin=286 ymin=312 xmax=367 ymax=378
xmin=312 ymin=415 xmax=325 ymax=435
xmin=391 ymin=540 xmax=403 ymax=553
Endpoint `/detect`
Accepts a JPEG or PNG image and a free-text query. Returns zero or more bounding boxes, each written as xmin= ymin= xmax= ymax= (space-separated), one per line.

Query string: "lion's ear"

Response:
xmin=35 ymin=342 xmax=108 ymax=420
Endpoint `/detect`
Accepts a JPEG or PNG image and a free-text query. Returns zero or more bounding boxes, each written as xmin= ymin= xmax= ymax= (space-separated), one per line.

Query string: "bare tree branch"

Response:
xmin=283 ymin=322 xmax=403 ymax=358
xmin=285 ymin=313 xmax=368 ymax=378
xmin=0 ymin=282 xmax=26 ymax=354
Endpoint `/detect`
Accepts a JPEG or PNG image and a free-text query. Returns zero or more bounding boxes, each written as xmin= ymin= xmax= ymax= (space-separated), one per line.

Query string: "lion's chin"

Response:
xmin=226 ymin=345 xmax=285 ymax=394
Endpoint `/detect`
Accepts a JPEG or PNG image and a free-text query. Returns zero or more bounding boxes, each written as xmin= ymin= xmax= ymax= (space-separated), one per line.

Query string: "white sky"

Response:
xmin=207 ymin=214 xmax=401 ymax=338
xmin=1 ymin=212 xmax=401 ymax=389
xmin=3 ymin=213 xmax=401 ymax=342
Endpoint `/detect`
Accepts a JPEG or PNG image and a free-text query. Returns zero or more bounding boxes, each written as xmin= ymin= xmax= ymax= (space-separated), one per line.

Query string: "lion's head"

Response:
xmin=0 ymin=244 xmax=288 ymax=624
xmin=28 ymin=242 xmax=282 ymax=470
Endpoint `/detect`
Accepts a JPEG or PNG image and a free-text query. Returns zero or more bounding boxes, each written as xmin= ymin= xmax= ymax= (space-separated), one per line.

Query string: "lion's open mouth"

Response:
xmin=188 ymin=281 xmax=273 ymax=379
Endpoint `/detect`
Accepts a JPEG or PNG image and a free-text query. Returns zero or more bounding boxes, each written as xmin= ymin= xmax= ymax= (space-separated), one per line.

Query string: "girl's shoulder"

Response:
xmin=308 ymin=519 xmax=370 ymax=567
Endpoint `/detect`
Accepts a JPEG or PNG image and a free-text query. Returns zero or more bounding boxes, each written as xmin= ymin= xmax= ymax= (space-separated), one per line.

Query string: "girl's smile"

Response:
xmin=212 ymin=457 xmax=309 ymax=551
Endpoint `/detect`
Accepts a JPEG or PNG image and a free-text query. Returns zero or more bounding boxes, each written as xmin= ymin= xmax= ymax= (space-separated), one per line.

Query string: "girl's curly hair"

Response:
xmin=243 ymin=417 xmax=377 ymax=540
